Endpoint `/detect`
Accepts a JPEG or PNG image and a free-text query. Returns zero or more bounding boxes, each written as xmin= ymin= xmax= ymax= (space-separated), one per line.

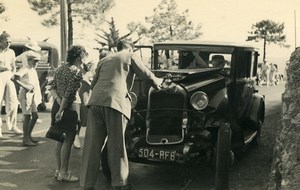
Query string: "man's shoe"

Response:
xmin=114 ymin=184 xmax=132 ymax=190
xmin=11 ymin=127 xmax=23 ymax=135
xmin=57 ymin=171 xmax=79 ymax=182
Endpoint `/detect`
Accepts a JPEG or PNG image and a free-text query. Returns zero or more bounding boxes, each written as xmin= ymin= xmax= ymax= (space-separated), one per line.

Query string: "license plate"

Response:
xmin=138 ymin=148 xmax=176 ymax=161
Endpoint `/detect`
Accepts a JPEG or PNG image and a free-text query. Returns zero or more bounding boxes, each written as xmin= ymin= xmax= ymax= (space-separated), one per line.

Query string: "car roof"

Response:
xmin=153 ymin=40 xmax=258 ymax=50
xmin=10 ymin=39 xmax=58 ymax=50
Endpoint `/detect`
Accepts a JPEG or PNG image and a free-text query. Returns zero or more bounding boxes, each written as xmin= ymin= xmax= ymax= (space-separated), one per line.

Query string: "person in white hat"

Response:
xmin=12 ymin=51 xmax=42 ymax=146
xmin=16 ymin=40 xmax=41 ymax=68
xmin=16 ymin=40 xmax=43 ymax=124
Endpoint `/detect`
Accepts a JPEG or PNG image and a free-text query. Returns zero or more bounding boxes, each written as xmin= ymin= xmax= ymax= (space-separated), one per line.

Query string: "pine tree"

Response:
xmin=95 ymin=17 xmax=137 ymax=51
xmin=27 ymin=0 xmax=114 ymax=47
xmin=246 ymin=20 xmax=289 ymax=63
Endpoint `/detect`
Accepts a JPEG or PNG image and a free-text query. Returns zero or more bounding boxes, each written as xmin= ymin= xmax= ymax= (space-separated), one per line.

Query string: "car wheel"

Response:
xmin=215 ymin=125 xmax=232 ymax=190
xmin=101 ymin=143 xmax=111 ymax=183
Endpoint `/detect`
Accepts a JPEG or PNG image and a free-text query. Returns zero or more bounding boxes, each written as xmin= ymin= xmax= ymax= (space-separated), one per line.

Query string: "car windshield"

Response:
xmin=153 ymin=45 xmax=234 ymax=71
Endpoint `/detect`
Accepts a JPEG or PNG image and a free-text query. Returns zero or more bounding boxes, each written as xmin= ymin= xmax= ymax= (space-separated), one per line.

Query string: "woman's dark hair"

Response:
xmin=0 ymin=31 xmax=10 ymax=42
xmin=66 ymin=45 xmax=88 ymax=64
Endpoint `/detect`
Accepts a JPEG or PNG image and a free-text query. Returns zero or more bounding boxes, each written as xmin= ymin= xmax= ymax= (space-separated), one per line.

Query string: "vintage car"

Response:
xmin=102 ymin=41 xmax=265 ymax=188
xmin=10 ymin=39 xmax=59 ymax=111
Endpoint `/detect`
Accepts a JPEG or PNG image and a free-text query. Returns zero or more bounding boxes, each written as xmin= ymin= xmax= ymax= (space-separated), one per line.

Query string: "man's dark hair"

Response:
xmin=0 ymin=31 xmax=10 ymax=42
xmin=116 ymin=39 xmax=133 ymax=51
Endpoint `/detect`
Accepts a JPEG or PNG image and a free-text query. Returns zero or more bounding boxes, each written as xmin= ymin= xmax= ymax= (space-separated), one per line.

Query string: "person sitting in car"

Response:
xmin=209 ymin=55 xmax=231 ymax=75
xmin=210 ymin=55 xmax=227 ymax=68
xmin=180 ymin=51 xmax=207 ymax=69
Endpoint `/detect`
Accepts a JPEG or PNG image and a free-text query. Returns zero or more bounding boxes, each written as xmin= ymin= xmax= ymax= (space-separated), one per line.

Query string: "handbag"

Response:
xmin=45 ymin=121 xmax=67 ymax=143
xmin=45 ymin=108 xmax=78 ymax=143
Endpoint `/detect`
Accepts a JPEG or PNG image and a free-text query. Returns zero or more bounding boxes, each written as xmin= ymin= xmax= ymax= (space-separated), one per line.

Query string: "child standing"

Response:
xmin=13 ymin=51 xmax=42 ymax=146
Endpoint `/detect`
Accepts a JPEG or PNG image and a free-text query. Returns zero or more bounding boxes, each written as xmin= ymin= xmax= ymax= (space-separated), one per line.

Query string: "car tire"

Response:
xmin=215 ymin=125 xmax=232 ymax=190
xmin=101 ymin=143 xmax=111 ymax=183
xmin=253 ymin=102 xmax=264 ymax=146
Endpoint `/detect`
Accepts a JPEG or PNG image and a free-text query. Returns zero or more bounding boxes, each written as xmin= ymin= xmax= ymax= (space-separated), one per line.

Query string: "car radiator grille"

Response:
xmin=147 ymin=90 xmax=186 ymax=137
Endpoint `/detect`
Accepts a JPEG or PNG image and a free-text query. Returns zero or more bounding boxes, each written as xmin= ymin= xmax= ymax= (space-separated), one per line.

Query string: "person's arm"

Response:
xmin=12 ymin=78 xmax=34 ymax=92
xmin=10 ymin=51 xmax=16 ymax=73
xmin=82 ymin=72 xmax=92 ymax=86
xmin=11 ymin=68 xmax=34 ymax=92
xmin=54 ymin=70 xmax=81 ymax=122
xmin=55 ymin=97 xmax=68 ymax=122
xmin=90 ymin=61 xmax=102 ymax=89
xmin=50 ymin=89 xmax=61 ymax=104
xmin=131 ymin=54 xmax=162 ymax=90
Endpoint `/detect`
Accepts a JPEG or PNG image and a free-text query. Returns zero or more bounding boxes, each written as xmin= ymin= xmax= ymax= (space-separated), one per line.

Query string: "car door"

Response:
xmin=230 ymin=50 xmax=257 ymax=119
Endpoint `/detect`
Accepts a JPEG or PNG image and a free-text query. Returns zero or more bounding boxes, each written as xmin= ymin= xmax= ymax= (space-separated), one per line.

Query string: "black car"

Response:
xmin=102 ymin=41 xmax=265 ymax=189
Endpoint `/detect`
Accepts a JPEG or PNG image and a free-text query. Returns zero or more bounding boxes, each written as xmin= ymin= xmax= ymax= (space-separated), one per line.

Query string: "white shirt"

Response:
xmin=0 ymin=48 xmax=15 ymax=71
xmin=15 ymin=65 xmax=42 ymax=105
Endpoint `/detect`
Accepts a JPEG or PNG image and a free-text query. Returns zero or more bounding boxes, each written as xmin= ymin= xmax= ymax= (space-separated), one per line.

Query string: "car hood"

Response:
xmin=153 ymin=68 xmax=226 ymax=92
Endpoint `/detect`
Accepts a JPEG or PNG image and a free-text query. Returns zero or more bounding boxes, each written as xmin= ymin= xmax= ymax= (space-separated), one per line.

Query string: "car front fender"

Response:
xmin=245 ymin=94 xmax=265 ymax=124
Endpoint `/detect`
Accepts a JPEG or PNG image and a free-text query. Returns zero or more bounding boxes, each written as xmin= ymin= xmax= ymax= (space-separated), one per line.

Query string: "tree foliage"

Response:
xmin=0 ymin=2 xmax=9 ymax=23
xmin=127 ymin=0 xmax=202 ymax=43
xmin=27 ymin=0 xmax=115 ymax=46
xmin=246 ymin=19 xmax=289 ymax=62
xmin=95 ymin=17 xmax=140 ymax=52
xmin=0 ymin=2 xmax=6 ymax=14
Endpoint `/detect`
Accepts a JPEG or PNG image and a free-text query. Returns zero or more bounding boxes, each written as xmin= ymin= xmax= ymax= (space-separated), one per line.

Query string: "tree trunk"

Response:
xmin=263 ymin=36 xmax=267 ymax=63
xmin=67 ymin=1 xmax=73 ymax=48
xmin=269 ymin=48 xmax=300 ymax=190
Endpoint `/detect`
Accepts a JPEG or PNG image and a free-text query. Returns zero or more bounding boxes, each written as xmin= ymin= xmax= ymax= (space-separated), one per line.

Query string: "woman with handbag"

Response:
xmin=49 ymin=45 xmax=88 ymax=182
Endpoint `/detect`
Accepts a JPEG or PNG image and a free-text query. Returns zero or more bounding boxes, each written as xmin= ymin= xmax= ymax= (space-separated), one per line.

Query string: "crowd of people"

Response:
xmin=257 ymin=61 xmax=283 ymax=87
xmin=51 ymin=40 xmax=161 ymax=190
xmin=1 ymin=31 xmax=162 ymax=190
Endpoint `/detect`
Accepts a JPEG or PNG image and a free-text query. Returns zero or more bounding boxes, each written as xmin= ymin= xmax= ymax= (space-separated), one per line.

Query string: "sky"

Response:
xmin=1 ymin=0 xmax=300 ymax=72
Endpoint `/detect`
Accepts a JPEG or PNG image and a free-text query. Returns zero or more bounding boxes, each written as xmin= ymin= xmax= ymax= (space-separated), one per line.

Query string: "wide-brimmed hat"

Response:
xmin=25 ymin=41 xmax=41 ymax=51
xmin=27 ymin=51 xmax=41 ymax=61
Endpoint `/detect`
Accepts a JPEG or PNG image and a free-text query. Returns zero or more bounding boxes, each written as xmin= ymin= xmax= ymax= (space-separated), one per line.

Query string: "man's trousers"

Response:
xmin=80 ymin=105 xmax=129 ymax=188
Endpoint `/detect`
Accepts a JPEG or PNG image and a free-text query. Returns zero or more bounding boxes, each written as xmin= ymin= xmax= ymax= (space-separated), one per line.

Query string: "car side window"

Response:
xmin=40 ymin=50 xmax=50 ymax=66
xmin=158 ymin=50 xmax=178 ymax=70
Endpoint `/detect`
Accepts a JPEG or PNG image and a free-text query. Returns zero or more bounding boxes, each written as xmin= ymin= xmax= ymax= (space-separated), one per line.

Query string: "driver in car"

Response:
xmin=210 ymin=55 xmax=229 ymax=69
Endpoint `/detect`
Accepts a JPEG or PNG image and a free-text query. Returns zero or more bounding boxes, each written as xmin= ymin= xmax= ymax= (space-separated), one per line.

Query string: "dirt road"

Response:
xmin=0 ymin=82 xmax=285 ymax=190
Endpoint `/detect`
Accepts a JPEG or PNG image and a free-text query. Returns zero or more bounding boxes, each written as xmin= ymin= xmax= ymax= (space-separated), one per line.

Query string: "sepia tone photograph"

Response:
xmin=0 ymin=0 xmax=299 ymax=189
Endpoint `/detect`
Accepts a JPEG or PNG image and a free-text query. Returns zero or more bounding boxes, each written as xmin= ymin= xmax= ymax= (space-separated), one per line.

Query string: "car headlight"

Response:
xmin=190 ymin=91 xmax=209 ymax=110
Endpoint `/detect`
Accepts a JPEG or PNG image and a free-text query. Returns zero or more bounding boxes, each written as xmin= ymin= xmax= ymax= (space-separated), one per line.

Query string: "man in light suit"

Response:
xmin=80 ymin=40 xmax=162 ymax=190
